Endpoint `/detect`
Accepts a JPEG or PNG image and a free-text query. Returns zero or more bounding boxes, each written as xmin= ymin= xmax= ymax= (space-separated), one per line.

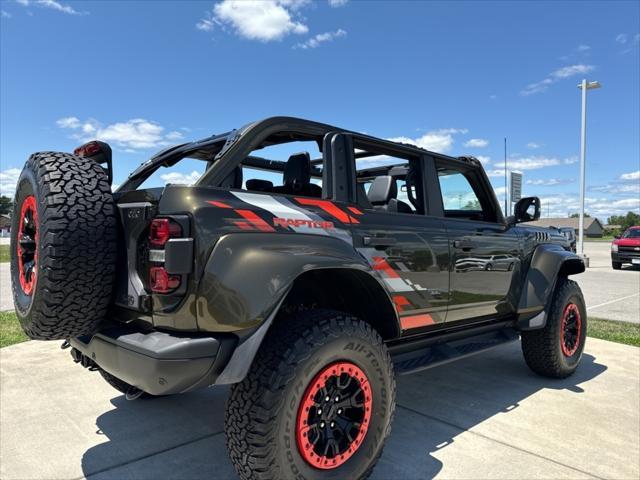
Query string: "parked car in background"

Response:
xmin=611 ymin=226 xmax=640 ymax=269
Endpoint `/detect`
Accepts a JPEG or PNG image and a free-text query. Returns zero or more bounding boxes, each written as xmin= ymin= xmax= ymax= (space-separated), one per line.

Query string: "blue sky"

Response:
xmin=1 ymin=0 xmax=639 ymax=221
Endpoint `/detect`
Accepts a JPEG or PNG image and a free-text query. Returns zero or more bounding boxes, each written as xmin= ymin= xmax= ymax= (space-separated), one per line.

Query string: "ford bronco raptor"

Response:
xmin=11 ymin=117 xmax=586 ymax=479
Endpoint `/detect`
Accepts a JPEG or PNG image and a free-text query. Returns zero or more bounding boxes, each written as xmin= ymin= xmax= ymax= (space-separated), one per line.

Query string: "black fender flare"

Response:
xmin=196 ymin=233 xmax=400 ymax=384
xmin=516 ymin=244 xmax=585 ymax=330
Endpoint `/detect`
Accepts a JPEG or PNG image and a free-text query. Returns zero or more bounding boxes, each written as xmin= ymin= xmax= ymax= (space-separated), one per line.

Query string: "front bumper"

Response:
xmin=612 ymin=251 xmax=640 ymax=264
xmin=70 ymin=326 xmax=236 ymax=395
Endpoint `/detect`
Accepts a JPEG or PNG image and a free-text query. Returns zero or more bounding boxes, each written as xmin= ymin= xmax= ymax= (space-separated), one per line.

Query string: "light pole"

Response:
xmin=577 ymin=79 xmax=601 ymax=263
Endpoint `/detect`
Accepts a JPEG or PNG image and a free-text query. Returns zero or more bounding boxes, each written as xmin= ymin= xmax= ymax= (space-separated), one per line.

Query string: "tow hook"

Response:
xmin=70 ymin=347 xmax=99 ymax=371
xmin=60 ymin=340 xmax=71 ymax=350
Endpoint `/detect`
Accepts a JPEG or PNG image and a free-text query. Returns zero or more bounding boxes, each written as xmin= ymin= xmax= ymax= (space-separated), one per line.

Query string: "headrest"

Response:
xmin=246 ymin=179 xmax=273 ymax=192
xmin=283 ymin=152 xmax=311 ymax=186
xmin=220 ymin=166 xmax=243 ymax=189
xmin=367 ymin=176 xmax=397 ymax=205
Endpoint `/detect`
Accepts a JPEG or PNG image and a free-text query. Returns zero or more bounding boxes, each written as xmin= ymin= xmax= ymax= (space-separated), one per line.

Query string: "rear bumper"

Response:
xmin=70 ymin=326 xmax=236 ymax=395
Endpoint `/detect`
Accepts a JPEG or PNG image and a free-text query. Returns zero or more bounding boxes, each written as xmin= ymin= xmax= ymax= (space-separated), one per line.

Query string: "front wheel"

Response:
xmin=612 ymin=261 xmax=622 ymax=270
xmin=225 ymin=310 xmax=396 ymax=480
xmin=521 ymin=278 xmax=587 ymax=378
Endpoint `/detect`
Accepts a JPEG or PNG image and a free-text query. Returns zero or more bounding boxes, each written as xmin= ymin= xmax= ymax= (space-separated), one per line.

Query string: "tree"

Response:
xmin=607 ymin=212 xmax=640 ymax=231
xmin=569 ymin=212 xmax=591 ymax=218
xmin=0 ymin=196 xmax=12 ymax=216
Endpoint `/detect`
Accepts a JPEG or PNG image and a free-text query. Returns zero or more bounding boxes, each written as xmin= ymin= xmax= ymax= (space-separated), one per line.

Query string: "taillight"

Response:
xmin=148 ymin=218 xmax=184 ymax=294
xmin=149 ymin=267 xmax=181 ymax=294
xmin=149 ymin=218 xmax=182 ymax=247
xmin=74 ymin=141 xmax=102 ymax=157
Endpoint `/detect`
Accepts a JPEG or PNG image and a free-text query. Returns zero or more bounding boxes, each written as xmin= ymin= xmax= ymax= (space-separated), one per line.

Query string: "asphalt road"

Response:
xmin=3 ymin=241 xmax=638 ymax=321
xmin=1 ymin=337 xmax=637 ymax=479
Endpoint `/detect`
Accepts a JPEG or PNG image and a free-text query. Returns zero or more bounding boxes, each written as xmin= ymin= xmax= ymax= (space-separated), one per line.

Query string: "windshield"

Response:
xmin=622 ymin=229 xmax=640 ymax=238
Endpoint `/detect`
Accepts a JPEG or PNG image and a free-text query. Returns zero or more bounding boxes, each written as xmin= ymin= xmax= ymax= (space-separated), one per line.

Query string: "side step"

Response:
xmin=392 ymin=328 xmax=519 ymax=375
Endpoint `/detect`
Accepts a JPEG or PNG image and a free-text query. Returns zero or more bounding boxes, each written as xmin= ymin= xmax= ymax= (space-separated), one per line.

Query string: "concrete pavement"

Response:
xmin=1 ymin=337 xmax=638 ymax=479
xmin=576 ymin=242 xmax=640 ymax=323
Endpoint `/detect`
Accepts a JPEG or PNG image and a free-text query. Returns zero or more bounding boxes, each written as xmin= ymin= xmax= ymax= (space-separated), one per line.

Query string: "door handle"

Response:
xmin=363 ymin=236 xmax=397 ymax=248
xmin=453 ymin=239 xmax=475 ymax=251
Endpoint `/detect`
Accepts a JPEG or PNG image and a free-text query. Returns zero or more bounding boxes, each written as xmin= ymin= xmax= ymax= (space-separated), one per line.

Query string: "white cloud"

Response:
xmin=476 ymin=156 xmax=491 ymax=166
xmin=389 ymin=128 xmax=468 ymax=154
xmin=0 ymin=168 xmax=21 ymax=197
xmin=619 ymin=170 xmax=640 ymax=181
xmin=294 ymin=29 xmax=346 ymax=49
xmin=590 ymin=183 xmax=640 ymax=195
xmin=328 ymin=0 xmax=348 ymax=6
xmin=161 ymin=171 xmax=202 ymax=185
xmin=526 ymin=178 xmax=575 ymax=186
xmin=198 ymin=0 xmax=309 ymax=42
xmin=526 ymin=142 xmax=542 ymax=149
xmin=521 ymin=64 xmax=594 ymax=96
xmin=2 ymin=10 xmax=11 ymax=18
xmin=485 ymin=155 xmax=577 ymax=177
xmin=16 ymin=0 xmax=85 ymax=15
xmin=56 ymin=117 xmax=184 ymax=150
xmin=577 ymin=44 xmax=591 ymax=52
xmin=616 ymin=33 xmax=628 ymax=44
xmin=464 ymin=138 xmax=489 ymax=148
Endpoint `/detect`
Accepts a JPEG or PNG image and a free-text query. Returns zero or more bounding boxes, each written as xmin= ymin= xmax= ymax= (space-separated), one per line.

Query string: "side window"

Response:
xmin=437 ymin=169 xmax=493 ymax=221
xmin=353 ymin=147 xmax=424 ymax=215
xmin=240 ymin=138 xmax=323 ymax=197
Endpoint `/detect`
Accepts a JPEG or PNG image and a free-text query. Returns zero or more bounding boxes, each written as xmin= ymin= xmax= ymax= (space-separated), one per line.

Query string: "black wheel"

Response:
xmin=612 ymin=261 xmax=622 ymax=270
xmin=521 ymin=278 xmax=587 ymax=378
xmin=485 ymin=263 xmax=493 ymax=271
xmin=10 ymin=152 xmax=117 ymax=340
xmin=507 ymin=262 xmax=514 ymax=271
xmin=99 ymin=370 xmax=156 ymax=400
xmin=225 ymin=310 xmax=396 ymax=480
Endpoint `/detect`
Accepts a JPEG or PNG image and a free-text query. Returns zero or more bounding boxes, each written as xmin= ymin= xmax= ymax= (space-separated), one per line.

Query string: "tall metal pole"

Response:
xmin=578 ymin=79 xmax=587 ymax=257
xmin=504 ymin=137 xmax=508 ymax=216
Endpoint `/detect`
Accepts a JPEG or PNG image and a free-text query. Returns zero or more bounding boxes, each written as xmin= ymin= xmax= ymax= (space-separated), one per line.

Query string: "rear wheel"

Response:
xmin=612 ymin=261 xmax=622 ymax=270
xmin=225 ymin=310 xmax=396 ymax=480
xmin=521 ymin=278 xmax=586 ymax=378
xmin=10 ymin=152 xmax=117 ymax=340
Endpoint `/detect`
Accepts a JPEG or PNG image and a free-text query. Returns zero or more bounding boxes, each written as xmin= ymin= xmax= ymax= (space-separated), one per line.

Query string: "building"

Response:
xmin=527 ymin=217 xmax=604 ymax=238
xmin=0 ymin=215 xmax=11 ymax=238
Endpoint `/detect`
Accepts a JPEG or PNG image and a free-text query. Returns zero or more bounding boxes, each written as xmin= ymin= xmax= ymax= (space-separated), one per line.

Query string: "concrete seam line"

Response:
xmin=77 ymin=429 xmax=225 ymax=480
xmin=586 ymin=293 xmax=640 ymax=311
xmin=396 ymin=404 xmax=604 ymax=480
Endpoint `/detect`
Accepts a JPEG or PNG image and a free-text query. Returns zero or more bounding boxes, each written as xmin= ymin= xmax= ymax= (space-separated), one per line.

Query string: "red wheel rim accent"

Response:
xmin=560 ymin=303 xmax=582 ymax=356
xmin=17 ymin=195 xmax=38 ymax=295
xmin=296 ymin=361 xmax=373 ymax=470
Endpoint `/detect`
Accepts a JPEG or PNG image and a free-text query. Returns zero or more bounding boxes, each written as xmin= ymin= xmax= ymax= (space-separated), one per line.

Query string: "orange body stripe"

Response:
xmin=400 ymin=314 xmax=435 ymax=330
xmin=207 ymin=200 xmax=232 ymax=209
xmin=348 ymin=206 xmax=363 ymax=215
xmin=372 ymin=257 xmax=400 ymax=278
xmin=294 ymin=198 xmax=358 ymax=224
xmin=234 ymin=210 xmax=275 ymax=232
xmin=393 ymin=295 xmax=411 ymax=313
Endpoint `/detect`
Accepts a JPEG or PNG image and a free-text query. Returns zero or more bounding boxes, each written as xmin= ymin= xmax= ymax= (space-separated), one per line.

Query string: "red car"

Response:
xmin=611 ymin=226 xmax=640 ymax=269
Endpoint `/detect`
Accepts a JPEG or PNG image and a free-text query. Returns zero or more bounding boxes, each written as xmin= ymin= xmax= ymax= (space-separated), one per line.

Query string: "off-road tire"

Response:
xmin=98 ymin=370 xmax=155 ymax=400
xmin=225 ymin=310 xmax=396 ymax=480
xmin=612 ymin=261 xmax=622 ymax=270
xmin=521 ymin=278 xmax=587 ymax=378
xmin=10 ymin=152 xmax=117 ymax=340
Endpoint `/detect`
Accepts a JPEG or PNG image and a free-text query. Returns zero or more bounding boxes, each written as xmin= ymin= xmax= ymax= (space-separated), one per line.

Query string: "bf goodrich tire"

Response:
xmin=225 ymin=310 xmax=396 ymax=480
xmin=521 ymin=278 xmax=587 ymax=378
xmin=10 ymin=152 xmax=117 ymax=340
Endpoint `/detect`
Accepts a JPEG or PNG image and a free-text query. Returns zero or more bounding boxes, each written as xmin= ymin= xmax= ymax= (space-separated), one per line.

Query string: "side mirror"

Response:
xmin=512 ymin=196 xmax=541 ymax=224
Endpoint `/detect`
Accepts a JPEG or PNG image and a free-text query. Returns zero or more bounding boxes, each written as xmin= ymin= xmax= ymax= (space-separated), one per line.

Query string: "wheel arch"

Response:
xmin=516 ymin=244 xmax=585 ymax=331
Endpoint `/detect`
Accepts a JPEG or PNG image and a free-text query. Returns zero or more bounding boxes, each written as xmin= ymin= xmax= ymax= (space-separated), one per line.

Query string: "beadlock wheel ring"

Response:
xmin=296 ymin=361 xmax=373 ymax=470
xmin=17 ymin=195 xmax=38 ymax=296
xmin=560 ymin=303 xmax=582 ymax=357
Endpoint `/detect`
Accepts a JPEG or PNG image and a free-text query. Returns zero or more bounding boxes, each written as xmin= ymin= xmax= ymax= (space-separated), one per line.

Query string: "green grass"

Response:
xmin=588 ymin=317 xmax=640 ymax=347
xmin=0 ymin=311 xmax=28 ymax=348
xmin=0 ymin=245 xmax=9 ymax=263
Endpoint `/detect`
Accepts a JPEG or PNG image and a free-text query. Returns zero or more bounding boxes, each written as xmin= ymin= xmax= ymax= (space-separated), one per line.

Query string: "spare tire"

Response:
xmin=10 ymin=152 xmax=117 ymax=340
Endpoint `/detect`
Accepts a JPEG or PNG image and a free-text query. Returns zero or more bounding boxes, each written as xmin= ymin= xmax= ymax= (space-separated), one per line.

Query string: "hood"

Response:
xmin=613 ymin=237 xmax=640 ymax=247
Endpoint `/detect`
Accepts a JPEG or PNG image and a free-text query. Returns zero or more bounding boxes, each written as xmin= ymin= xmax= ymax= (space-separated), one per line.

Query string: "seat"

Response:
xmin=274 ymin=152 xmax=322 ymax=197
xmin=367 ymin=176 xmax=412 ymax=214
